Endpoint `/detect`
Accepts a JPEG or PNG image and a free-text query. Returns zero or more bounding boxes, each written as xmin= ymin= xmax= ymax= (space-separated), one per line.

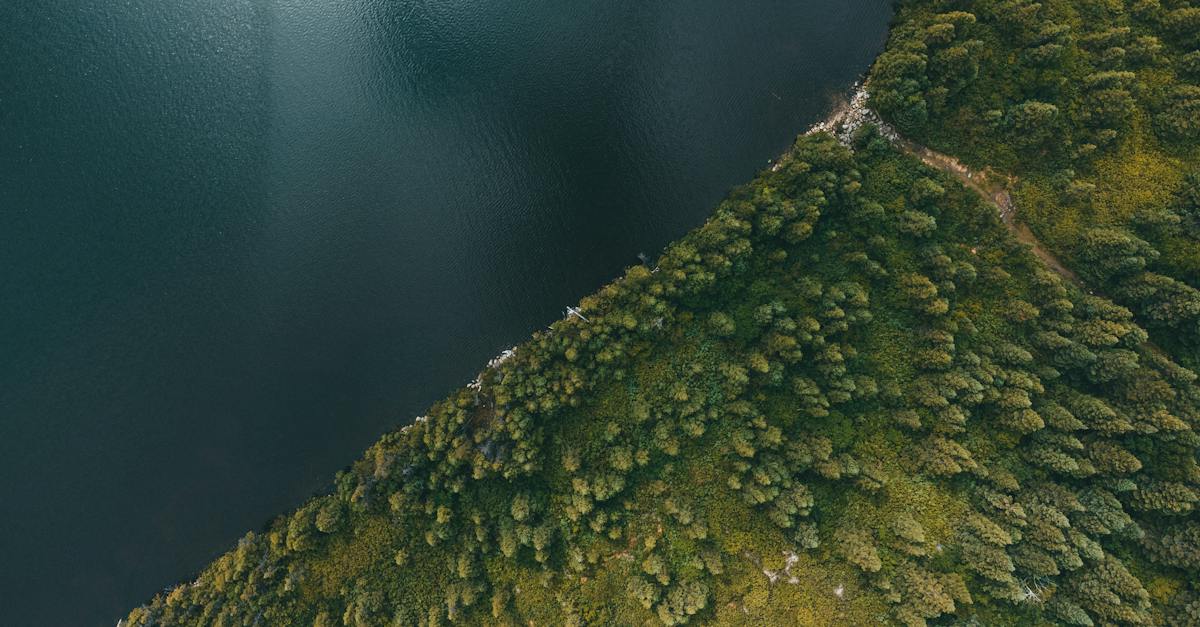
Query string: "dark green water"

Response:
xmin=0 ymin=1 xmax=891 ymax=623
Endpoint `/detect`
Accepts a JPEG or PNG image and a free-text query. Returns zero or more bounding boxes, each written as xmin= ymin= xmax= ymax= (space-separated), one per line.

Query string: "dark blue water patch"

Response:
xmin=0 ymin=1 xmax=892 ymax=623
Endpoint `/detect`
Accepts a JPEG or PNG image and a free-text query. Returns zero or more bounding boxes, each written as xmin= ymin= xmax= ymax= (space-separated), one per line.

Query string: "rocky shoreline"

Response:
xmin=804 ymin=83 xmax=898 ymax=147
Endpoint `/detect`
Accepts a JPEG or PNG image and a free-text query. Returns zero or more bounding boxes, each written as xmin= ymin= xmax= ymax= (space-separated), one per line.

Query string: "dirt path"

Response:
xmin=892 ymin=138 xmax=1084 ymax=287
xmin=805 ymin=85 xmax=1084 ymax=288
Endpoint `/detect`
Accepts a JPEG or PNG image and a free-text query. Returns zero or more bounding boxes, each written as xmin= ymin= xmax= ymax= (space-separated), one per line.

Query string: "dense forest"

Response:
xmin=871 ymin=0 xmax=1200 ymax=369
xmin=125 ymin=1 xmax=1200 ymax=625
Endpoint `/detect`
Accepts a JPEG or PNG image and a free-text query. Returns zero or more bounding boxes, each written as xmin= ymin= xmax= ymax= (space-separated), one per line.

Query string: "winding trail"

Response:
xmin=807 ymin=88 xmax=1181 ymax=363
xmin=891 ymin=136 xmax=1179 ymax=361
xmin=892 ymin=138 xmax=1084 ymax=287
xmin=807 ymin=86 xmax=1083 ymax=288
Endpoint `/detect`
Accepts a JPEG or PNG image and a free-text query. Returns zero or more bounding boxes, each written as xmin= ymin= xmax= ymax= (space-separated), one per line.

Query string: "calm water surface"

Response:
xmin=0 ymin=1 xmax=891 ymax=623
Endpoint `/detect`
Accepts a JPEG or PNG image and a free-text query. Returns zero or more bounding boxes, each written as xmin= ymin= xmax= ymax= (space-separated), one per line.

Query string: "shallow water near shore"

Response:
xmin=0 ymin=1 xmax=891 ymax=623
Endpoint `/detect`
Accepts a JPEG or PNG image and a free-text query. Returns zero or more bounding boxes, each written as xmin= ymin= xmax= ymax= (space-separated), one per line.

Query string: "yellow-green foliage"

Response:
xmin=1020 ymin=134 xmax=1185 ymax=252
xmin=306 ymin=515 xmax=400 ymax=599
